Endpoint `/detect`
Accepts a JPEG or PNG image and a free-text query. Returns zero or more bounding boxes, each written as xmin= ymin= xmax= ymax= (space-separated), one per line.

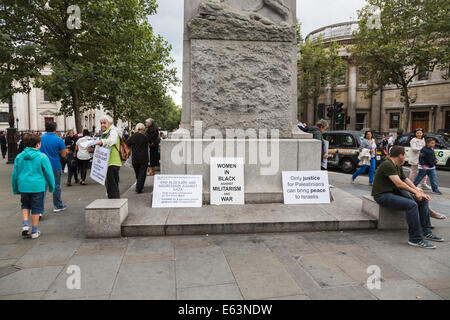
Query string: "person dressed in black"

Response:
xmin=145 ymin=118 xmax=160 ymax=176
xmin=65 ymin=130 xmax=79 ymax=186
xmin=0 ymin=131 xmax=7 ymax=159
xmin=126 ymin=123 xmax=149 ymax=193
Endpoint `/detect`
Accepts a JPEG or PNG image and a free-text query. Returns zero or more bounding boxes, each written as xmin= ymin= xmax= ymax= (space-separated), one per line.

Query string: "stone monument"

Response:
xmin=162 ymin=0 xmax=321 ymax=204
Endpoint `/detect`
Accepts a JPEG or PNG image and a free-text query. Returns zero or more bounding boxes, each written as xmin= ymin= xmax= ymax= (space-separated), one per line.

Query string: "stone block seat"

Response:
xmin=85 ymin=199 xmax=128 ymax=238
xmin=362 ymin=195 xmax=407 ymax=230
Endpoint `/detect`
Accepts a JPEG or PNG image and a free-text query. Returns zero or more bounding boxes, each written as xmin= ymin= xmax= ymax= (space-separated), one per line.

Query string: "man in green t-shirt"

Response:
xmin=372 ymin=146 xmax=444 ymax=249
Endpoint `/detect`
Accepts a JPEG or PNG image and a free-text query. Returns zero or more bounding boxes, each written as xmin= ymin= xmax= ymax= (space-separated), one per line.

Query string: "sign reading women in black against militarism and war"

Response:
xmin=210 ymin=158 xmax=245 ymax=205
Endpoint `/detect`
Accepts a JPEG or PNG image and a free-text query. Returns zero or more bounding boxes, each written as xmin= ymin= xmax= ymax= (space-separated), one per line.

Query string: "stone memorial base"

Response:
xmin=362 ymin=195 xmax=408 ymax=230
xmin=121 ymin=185 xmax=376 ymax=237
xmin=85 ymin=199 xmax=129 ymax=238
xmin=160 ymin=138 xmax=321 ymax=204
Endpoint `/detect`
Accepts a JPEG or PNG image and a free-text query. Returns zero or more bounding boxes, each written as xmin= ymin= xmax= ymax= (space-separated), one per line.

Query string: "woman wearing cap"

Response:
xmin=126 ymin=123 xmax=150 ymax=193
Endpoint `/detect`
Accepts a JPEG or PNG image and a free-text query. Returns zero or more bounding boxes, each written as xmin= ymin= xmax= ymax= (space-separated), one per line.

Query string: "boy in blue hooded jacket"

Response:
xmin=12 ymin=134 xmax=55 ymax=239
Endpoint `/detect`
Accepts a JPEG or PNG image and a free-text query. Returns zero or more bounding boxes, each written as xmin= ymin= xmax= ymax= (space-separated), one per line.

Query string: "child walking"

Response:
xmin=12 ymin=134 xmax=55 ymax=239
xmin=414 ymin=137 xmax=442 ymax=195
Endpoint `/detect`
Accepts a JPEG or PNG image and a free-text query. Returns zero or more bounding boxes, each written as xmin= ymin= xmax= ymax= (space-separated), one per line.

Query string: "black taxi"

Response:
xmin=323 ymin=131 xmax=386 ymax=173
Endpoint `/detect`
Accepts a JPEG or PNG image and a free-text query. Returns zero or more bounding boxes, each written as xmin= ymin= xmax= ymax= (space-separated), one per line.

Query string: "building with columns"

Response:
xmin=303 ymin=21 xmax=450 ymax=133
xmin=0 ymin=66 xmax=122 ymax=134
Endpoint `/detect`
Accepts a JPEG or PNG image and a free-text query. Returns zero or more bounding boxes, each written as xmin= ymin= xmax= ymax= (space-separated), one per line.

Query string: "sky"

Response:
xmin=150 ymin=0 xmax=368 ymax=107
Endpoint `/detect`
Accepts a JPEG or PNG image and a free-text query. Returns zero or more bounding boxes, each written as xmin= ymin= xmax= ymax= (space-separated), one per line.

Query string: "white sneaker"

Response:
xmin=31 ymin=231 xmax=41 ymax=239
xmin=22 ymin=226 xmax=30 ymax=237
xmin=54 ymin=205 xmax=68 ymax=213
xmin=422 ymin=184 xmax=432 ymax=190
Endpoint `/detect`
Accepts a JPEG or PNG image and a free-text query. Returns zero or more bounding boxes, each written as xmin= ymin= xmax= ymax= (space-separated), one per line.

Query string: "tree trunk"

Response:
xmin=71 ymin=88 xmax=82 ymax=133
xmin=401 ymin=86 xmax=411 ymax=133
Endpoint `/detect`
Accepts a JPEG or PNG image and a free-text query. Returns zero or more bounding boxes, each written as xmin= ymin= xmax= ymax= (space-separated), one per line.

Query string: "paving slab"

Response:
xmin=265 ymin=294 xmax=310 ymax=300
xmin=258 ymin=233 xmax=318 ymax=256
xmin=0 ymin=265 xmax=21 ymax=278
xmin=298 ymin=252 xmax=358 ymax=288
xmin=177 ymin=283 xmax=243 ymax=300
xmin=0 ymin=260 xmax=17 ymax=268
xmin=0 ymin=291 xmax=46 ymax=300
xmin=44 ymin=254 xmax=123 ymax=300
xmin=171 ymin=235 xmax=214 ymax=249
xmin=306 ymin=285 xmax=377 ymax=300
xmin=111 ymin=262 xmax=176 ymax=300
xmin=433 ymin=288 xmax=450 ymax=300
xmin=75 ymin=239 xmax=128 ymax=256
xmin=217 ymin=236 xmax=271 ymax=257
xmin=365 ymin=279 xmax=443 ymax=300
xmin=123 ymin=237 xmax=174 ymax=264
xmin=0 ymin=241 xmax=36 ymax=260
xmin=0 ymin=266 xmax=63 ymax=296
xmin=175 ymin=246 xmax=235 ymax=289
xmin=15 ymin=240 xmax=81 ymax=268
xmin=227 ymin=253 xmax=303 ymax=300
xmin=272 ymin=253 xmax=320 ymax=291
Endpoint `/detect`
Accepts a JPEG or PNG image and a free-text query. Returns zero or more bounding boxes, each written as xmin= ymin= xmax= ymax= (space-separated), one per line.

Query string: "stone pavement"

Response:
xmin=0 ymin=161 xmax=449 ymax=300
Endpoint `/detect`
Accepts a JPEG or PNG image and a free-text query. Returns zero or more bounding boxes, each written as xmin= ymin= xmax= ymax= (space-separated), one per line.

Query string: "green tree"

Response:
xmin=297 ymin=34 xmax=347 ymax=121
xmin=1 ymin=0 xmax=178 ymax=133
xmin=351 ymin=0 xmax=450 ymax=131
xmin=0 ymin=2 xmax=47 ymax=160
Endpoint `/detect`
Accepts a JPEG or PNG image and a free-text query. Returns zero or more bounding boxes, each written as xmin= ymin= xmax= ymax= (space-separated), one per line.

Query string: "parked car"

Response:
xmin=437 ymin=128 xmax=450 ymax=135
xmin=323 ymin=131 xmax=386 ymax=173
xmin=394 ymin=133 xmax=450 ymax=168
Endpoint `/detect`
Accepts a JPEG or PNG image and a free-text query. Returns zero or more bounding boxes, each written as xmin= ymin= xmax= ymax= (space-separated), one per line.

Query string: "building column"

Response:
xmin=348 ymin=65 xmax=357 ymax=130
xmin=371 ymin=89 xmax=382 ymax=131
xmin=29 ymin=87 xmax=38 ymax=131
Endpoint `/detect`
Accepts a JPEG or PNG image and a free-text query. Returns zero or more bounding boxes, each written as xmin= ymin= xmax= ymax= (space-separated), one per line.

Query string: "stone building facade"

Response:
xmin=0 ymin=66 xmax=119 ymax=134
xmin=303 ymin=21 xmax=450 ymax=133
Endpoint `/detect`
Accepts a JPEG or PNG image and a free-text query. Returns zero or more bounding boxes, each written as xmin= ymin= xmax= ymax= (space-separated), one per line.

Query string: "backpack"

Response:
xmin=114 ymin=136 xmax=131 ymax=161
xmin=106 ymin=128 xmax=131 ymax=161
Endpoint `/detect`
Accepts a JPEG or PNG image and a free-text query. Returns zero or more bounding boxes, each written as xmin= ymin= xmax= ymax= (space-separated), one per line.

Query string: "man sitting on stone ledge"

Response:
xmin=372 ymin=146 xmax=444 ymax=249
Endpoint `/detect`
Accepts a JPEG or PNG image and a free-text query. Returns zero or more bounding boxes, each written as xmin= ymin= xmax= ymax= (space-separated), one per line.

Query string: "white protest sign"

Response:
xmin=90 ymin=146 xmax=111 ymax=185
xmin=152 ymin=175 xmax=203 ymax=208
xmin=79 ymin=137 xmax=98 ymax=149
xmin=210 ymin=158 xmax=245 ymax=205
xmin=282 ymin=171 xmax=330 ymax=204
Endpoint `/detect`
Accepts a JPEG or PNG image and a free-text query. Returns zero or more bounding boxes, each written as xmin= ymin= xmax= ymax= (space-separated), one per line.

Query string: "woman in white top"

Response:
xmin=75 ymin=130 xmax=94 ymax=185
xmin=409 ymin=129 xmax=430 ymax=190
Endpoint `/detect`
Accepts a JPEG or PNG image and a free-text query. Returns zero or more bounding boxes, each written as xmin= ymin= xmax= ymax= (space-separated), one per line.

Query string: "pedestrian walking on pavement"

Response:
xmin=0 ymin=131 xmax=7 ymax=159
xmin=75 ymin=129 xmax=94 ymax=185
xmin=126 ymin=123 xmax=150 ymax=194
xmin=351 ymin=130 xmax=377 ymax=186
xmin=65 ymin=130 xmax=79 ymax=186
xmin=40 ymin=122 xmax=68 ymax=215
xmin=414 ymin=137 xmax=442 ymax=195
xmin=12 ymin=134 xmax=55 ymax=239
xmin=305 ymin=119 xmax=329 ymax=163
xmin=96 ymin=115 xmax=122 ymax=199
xmin=409 ymin=129 xmax=431 ymax=190
xmin=145 ymin=118 xmax=159 ymax=176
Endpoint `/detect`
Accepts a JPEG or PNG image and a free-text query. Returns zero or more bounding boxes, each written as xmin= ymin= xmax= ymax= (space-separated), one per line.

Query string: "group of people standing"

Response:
xmin=62 ymin=129 xmax=95 ymax=186
xmin=10 ymin=115 xmax=163 ymax=239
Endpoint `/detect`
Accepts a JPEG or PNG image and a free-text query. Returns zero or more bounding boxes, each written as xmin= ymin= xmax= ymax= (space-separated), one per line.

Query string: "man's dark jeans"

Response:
xmin=106 ymin=166 xmax=120 ymax=199
xmin=374 ymin=192 xmax=431 ymax=242
xmin=132 ymin=162 xmax=148 ymax=193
